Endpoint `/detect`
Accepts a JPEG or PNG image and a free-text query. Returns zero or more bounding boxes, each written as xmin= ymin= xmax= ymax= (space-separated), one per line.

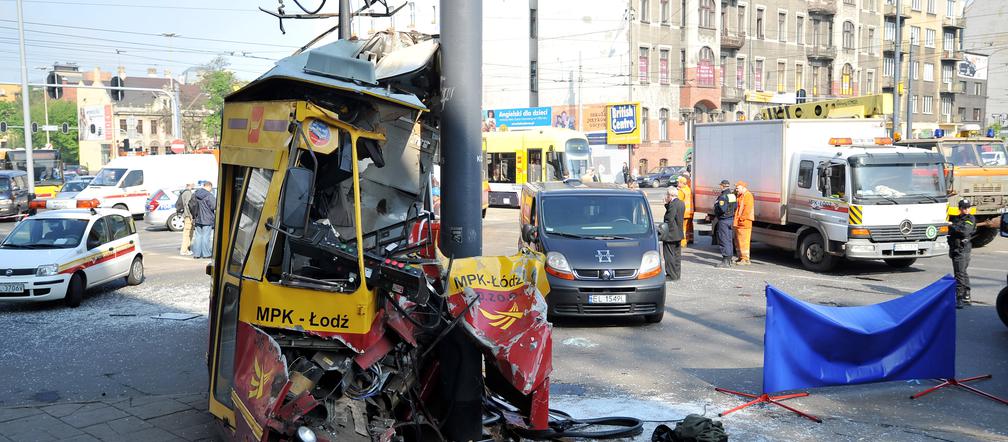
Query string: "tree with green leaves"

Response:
xmin=0 ymin=89 xmax=79 ymax=163
xmin=200 ymin=56 xmax=240 ymax=143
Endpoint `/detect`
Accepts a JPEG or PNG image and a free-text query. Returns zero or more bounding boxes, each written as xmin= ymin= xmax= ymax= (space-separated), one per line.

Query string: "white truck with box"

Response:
xmin=694 ymin=119 xmax=951 ymax=271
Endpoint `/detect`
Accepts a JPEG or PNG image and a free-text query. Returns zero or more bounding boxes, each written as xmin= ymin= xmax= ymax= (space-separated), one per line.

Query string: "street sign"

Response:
xmin=41 ymin=124 xmax=59 ymax=132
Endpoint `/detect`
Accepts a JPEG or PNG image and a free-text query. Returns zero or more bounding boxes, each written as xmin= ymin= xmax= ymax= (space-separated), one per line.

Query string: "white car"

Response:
xmin=0 ymin=206 xmax=145 ymax=307
xmin=143 ymin=188 xmax=186 ymax=232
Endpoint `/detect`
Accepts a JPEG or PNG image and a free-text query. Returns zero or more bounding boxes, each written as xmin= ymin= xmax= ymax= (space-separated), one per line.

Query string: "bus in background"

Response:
xmin=3 ymin=148 xmax=65 ymax=199
xmin=483 ymin=127 xmax=590 ymax=207
xmin=897 ymin=132 xmax=1008 ymax=247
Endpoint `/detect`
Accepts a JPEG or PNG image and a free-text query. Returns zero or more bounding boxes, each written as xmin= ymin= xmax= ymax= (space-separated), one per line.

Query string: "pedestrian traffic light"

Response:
xmin=0 ymin=121 xmax=6 ymax=133
xmin=46 ymin=72 xmax=63 ymax=99
xmin=109 ymin=76 xmax=125 ymax=101
xmin=61 ymin=123 xmax=69 ymax=134
xmin=31 ymin=122 xmax=38 ymax=133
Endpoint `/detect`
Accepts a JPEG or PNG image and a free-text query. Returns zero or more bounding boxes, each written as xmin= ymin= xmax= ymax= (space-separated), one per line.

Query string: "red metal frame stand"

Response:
xmin=715 ymin=387 xmax=822 ymax=423
xmin=910 ymin=375 xmax=1008 ymax=406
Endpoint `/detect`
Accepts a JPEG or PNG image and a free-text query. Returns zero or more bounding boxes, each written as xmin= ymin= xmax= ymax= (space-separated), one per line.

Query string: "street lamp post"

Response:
xmin=16 ymin=0 xmax=35 ymax=192
xmin=36 ymin=67 xmax=50 ymax=146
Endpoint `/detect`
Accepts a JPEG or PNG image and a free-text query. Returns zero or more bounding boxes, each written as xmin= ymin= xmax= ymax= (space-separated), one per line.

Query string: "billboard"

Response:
xmin=958 ymin=53 xmax=988 ymax=81
xmin=78 ymin=105 xmax=113 ymax=141
xmin=606 ymin=102 xmax=641 ymax=145
xmin=483 ymin=107 xmax=552 ymax=131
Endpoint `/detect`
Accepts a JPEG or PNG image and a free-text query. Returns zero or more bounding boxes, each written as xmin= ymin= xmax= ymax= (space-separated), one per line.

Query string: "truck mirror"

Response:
xmin=520 ymin=224 xmax=537 ymax=244
xmin=943 ymin=163 xmax=955 ymax=195
xmin=817 ymin=164 xmax=829 ymax=197
xmin=279 ymin=166 xmax=314 ymax=236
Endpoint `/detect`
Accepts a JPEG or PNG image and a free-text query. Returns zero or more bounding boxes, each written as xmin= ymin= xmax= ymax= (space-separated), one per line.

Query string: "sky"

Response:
xmin=0 ymin=0 xmax=439 ymax=83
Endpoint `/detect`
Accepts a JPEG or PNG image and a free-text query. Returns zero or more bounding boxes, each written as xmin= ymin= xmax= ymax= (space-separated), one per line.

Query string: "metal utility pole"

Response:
xmin=16 ymin=0 xmax=35 ymax=192
xmin=906 ymin=43 xmax=914 ymax=137
xmin=438 ymin=2 xmax=483 ymax=441
xmin=578 ymin=51 xmax=583 ymax=130
xmin=893 ymin=0 xmax=903 ymax=137
xmin=338 ymin=0 xmax=351 ymax=39
xmin=529 ymin=0 xmax=539 ymax=106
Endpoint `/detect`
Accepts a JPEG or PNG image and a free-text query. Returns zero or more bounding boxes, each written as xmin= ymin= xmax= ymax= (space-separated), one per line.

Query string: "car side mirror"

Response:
xmin=521 ymin=224 xmax=537 ymax=243
xmin=1001 ymin=213 xmax=1007 ymax=238
xmin=279 ymin=166 xmax=314 ymax=236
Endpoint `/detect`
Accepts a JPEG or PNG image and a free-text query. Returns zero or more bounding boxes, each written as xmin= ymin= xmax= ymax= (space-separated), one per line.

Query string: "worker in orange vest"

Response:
xmin=677 ymin=175 xmax=694 ymax=247
xmin=733 ymin=180 xmax=755 ymax=265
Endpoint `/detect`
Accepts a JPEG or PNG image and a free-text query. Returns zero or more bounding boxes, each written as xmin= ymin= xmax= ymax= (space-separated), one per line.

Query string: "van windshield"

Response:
xmin=0 ymin=179 xmax=9 ymax=192
xmin=91 ymin=168 xmax=127 ymax=186
xmin=541 ymin=195 xmax=653 ymax=237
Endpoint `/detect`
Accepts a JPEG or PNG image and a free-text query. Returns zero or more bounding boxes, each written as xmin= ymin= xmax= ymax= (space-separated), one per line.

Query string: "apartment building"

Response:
xmin=963 ymin=0 xmax=1005 ymax=126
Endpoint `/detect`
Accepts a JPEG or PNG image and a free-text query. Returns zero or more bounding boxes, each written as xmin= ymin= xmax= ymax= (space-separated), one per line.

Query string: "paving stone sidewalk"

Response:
xmin=0 ymin=393 xmax=218 ymax=442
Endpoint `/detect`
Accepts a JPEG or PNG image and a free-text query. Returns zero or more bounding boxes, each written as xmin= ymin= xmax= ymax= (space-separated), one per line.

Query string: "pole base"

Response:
xmin=714 ymin=388 xmax=822 ymax=423
xmin=910 ymin=375 xmax=1008 ymax=406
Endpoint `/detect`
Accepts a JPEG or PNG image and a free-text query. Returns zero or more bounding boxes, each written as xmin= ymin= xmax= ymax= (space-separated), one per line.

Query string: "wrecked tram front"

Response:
xmin=204 ymin=33 xmax=554 ymax=441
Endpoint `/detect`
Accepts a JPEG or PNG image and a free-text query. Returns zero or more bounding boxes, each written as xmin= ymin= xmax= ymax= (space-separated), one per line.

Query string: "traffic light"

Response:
xmin=123 ymin=139 xmax=130 ymax=150
xmin=61 ymin=123 xmax=69 ymax=134
xmin=46 ymin=72 xmax=63 ymax=99
xmin=0 ymin=121 xmax=6 ymax=133
xmin=31 ymin=122 xmax=38 ymax=133
xmin=109 ymin=76 xmax=125 ymax=101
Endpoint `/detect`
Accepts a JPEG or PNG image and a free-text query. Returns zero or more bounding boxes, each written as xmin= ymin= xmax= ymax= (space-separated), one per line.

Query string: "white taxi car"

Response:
xmin=0 ymin=201 xmax=145 ymax=307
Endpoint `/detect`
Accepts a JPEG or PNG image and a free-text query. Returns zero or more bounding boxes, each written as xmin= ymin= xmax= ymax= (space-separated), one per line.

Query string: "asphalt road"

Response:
xmin=2 ymin=197 xmax=1008 ymax=441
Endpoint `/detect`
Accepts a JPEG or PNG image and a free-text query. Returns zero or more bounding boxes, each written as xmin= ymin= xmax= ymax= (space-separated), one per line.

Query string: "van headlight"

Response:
xmin=637 ymin=250 xmax=663 ymax=279
xmin=36 ymin=264 xmax=58 ymax=276
xmin=545 ymin=252 xmax=575 ymax=280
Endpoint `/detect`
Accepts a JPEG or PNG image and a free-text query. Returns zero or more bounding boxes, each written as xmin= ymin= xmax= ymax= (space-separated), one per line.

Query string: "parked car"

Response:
xmin=55 ymin=176 xmax=95 ymax=199
xmin=0 ymin=170 xmax=32 ymax=220
xmin=144 ymin=188 xmax=187 ymax=231
xmin=518 ymin=180 xmax=666 ymax=322
xmin=636 ymin=166 xmax=683 ymax=188
xmin=0 ymin=204 xmax=144 ymax=307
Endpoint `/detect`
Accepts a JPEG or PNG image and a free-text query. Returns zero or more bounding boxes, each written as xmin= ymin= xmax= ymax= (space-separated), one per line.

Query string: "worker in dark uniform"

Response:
xmin=949 ymin=198 xmax=976 ymax=309
xmin=713 ymin=179 xmax=737 ymax=268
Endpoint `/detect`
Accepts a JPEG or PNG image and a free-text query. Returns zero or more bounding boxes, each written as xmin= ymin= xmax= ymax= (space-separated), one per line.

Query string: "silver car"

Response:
xmin=143 ymin=188 xmax=186 ymax=231
xmin=54 ymin=177 xmax=94 ymax=200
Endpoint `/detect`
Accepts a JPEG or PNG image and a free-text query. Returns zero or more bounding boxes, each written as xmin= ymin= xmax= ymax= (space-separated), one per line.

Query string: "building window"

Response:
xmin=923 ymin=96 xmax=934 ymax=114
xmin=910 ymin=26 xmax=920 ymax=45
xmin=884 ymin=20 xmax=895 ymax=41
xmin=866 ymin=70 xmax=875 ymax=93
xmin=659 ymin=108 xmax=669 ymax=141
xmin=756 ymin=8 xmax=765 ymax=39
xmin=150 ymin=120 xmax=158 ymax=135
xmin=777 ymin=61 xmax=786 ymax=93
xmin=942 ymin=63 xmax=953 ymax=83
xmin=941 ymin=96 xmax=952 ymax=118
xmin=659 ymin=158 xmax=668 ymax=167
xmin=680 ymin=49 xmax=687 ymax=83
xmin=923 ymin=62 xmax=934 ymax=81
xmin=660 ymin=49 xmax=670 ymax=84
xmin=699 ymin=0 xmax=715 ymax=28
xmin=698 ymin=46 xmax=715 ymax=87
xmin=660 ymin=0 xmax=670 ymax=24
xmin=136 ymin=119 xmax=143 ymax=134
xmin=795 ymin=63 xmax=804 ymax=91
xmin=530 ymin=60 xmax=538 ymax=92
xmin=640 ymin=0 xmax=650 ymax=22
xmin=973 ymin=108 xmax=982 ymax=121
xmin=796 ymin=16 xmax=804 ymax=45
xmin=738 ymin=5 xmax=746 ymax=34
xmin=911 ymin=95 xmax=919 ymax=114
xmin=842 ymin=21 xmax=855 ymax=49
xmin=841 ymin=64 xmax=853 ymax=95
xmin=866 ymin=28 xmax=876 ymax=54
xmin=755 ymin=59 xmax=764 ymax=91
xmin=927 ymin=0 xmax=936 ymax=14
xmin=638 ymin=159 xmax=649 ymax=176
xmin=912 ymin=61 xmax=919 ymax=80
xmin=639 ymin=47 xmax=650 ymax=84
xmin=912 ymin=0 xmax=921 ymax=11
xmin=943 ymin=30 xmax=954 ymax=48
xmin=720 ymin=55 xmax=727 ymax=86
xmin=975 ymin=82 xmax=983 ymax=96
xmin=960 ymin=80 xmax=967 ymax=92
xmin=737 ymin=57 xmax=745 ymax=89
xmin=844 ymin=0 xmax=855 ymax=4
xmin=641 ymin=107 xmax=650 ymax=141
xmin=946 ymin=0 xmax=955 ymax=17
xmin=812 ymin=65 xmax=820 ymax=96
xmin=778 ymin=12 xmax=787 ymax=42
xmin=925 ymin=29 xmax=935 ymax=48
xmin=884 ymin=56 xmax=895 ymax=77
xmin=119 ymin=119 xmax=127 ymax=133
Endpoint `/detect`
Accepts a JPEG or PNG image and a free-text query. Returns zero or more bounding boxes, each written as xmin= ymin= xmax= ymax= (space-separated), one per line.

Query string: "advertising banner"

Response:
xmin=483 ymin=107 xmax=552 ymax=131
xmin=606 ymin=102 xmax=641 ymax=145
xmin=78 ymin=105 xmax=113 ymax=141
xmin=958 ymin=53 xmax=988 ymax=81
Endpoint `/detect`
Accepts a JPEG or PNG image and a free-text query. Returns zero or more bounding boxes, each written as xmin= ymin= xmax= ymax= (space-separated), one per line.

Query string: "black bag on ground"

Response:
xmin=652 ymin=414 xmax=728 ymax=442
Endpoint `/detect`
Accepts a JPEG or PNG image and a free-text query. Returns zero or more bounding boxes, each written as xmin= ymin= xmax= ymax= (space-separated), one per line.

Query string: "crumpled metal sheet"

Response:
xmin=233 ymin=322 xmax=289 ymax=441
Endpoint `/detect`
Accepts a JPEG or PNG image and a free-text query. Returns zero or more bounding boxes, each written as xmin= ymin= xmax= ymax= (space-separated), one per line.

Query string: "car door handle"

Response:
xmin=107 ymin=247 xmax=114 ymax=252
xmin=129 ymin=240 xmax=134 ymax=245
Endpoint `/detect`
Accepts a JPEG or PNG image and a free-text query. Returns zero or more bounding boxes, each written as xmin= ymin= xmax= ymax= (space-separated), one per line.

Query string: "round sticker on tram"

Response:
xmin=308 ymin=120 xmax=331 ymax=146
xmin=926 ymin=225 xmax=938 ymax=239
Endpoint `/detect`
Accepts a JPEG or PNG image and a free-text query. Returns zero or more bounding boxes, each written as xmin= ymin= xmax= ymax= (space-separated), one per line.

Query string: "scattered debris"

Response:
xmin=151 ymin=313 xmax=201 ymax=321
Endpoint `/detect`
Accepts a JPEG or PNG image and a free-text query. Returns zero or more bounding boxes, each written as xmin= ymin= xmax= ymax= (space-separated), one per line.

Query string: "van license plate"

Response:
xmin=588 ymin=294 xmax=626 ymax=304
xmin=0 ymin=283 xmax=24 ymax=293
xmin=894 ymin=243 xmax=918 ymax=252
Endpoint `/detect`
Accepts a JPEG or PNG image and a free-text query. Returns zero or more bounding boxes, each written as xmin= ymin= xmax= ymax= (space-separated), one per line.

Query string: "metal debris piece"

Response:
xmin=151 ymin=312 xmax=201 ymax=321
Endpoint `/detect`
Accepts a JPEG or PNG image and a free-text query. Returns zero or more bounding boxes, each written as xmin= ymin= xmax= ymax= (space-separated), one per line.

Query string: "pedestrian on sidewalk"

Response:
xmin=189 ymin=180 xmax=216 ymax=259
xmin=949 ymin=199 xmax=975 ymax=309
xmin=713 ymin=179 xmax=737 ymax=268
xmin=660 ymin=186 xmax=686 ymax=281
xmin=175 ymin=183 xmax=195 ymax=256
xmin=733 ymin=180 xmax=754 ymax=265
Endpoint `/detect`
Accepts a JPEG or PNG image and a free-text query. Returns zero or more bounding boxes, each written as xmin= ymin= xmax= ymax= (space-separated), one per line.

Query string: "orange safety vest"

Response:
xmin=678 ymin=184 xmax=693 ymax=216
xmin=734 ymin=190 xmax=755 ymax=227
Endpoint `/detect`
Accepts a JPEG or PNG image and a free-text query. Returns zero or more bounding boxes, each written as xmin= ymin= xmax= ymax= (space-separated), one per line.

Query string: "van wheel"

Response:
xmin=884 ymin=258 xmax=917 ymax=268
xmin=167 ymin=213 xmax=185 ymax=232
xmin=997 ymin=286 xmax=1008 ymax=329
xmin=799 ymin=232 xmax=839 ymax=272
xmin=65 ymin=273 xmax=84 ymax=308
xmin=113 ymin=203 xmax=128 ymax=211
xmin=126 ymin=256 xmax=144 ymax=285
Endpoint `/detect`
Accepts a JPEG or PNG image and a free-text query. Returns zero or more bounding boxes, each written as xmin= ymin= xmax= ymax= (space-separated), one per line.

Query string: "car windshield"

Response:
xmin=61 ymin=181 xmax=88 ymax=193
xmin=91 ymin=168 xmax=127 ymax=186
xmin=2 ymin=218 xmax=88 ymax=249
xmin=852 ymin=163 xmax=945 ymax=201
xmin=541 ymin=195 xmax=653 ymax=237
xmin=565 ymin=138 xmax=591 ymax=178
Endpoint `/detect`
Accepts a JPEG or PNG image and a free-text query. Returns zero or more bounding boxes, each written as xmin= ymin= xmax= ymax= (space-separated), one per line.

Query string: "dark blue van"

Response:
xmin=519 ymin=180 xmax=666 ymax=322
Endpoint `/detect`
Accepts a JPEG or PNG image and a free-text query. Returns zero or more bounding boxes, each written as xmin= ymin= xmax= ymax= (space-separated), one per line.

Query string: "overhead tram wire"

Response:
xmin=0 ymin=19 xmax=301 ymax=48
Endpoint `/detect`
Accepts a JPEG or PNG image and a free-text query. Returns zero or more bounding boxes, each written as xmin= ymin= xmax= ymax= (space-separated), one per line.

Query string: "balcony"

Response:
xmin=721 ymin=86 xmax=742 ymax=103
xmin=721 ymin=31 xmax=745 ymax=50
xmin=940 ymin=82 xmax=966 ymax=94
xmin=941 ymin=49 xmax=964 ymax=61
xmin=807 ymin=0 xmax=837 ymax=16
xmin=883 ymin=3 xmax=910 ymax=18
xmin=941 ymin=114 xmax=963 ymax=124
xmin=806 ymin=45 xmax=837 ymax=60
xmin=942 ymin=16 xmax=965 ymax=29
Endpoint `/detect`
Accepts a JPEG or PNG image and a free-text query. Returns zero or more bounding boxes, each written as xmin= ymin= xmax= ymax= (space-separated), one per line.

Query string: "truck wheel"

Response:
xmin=997 ymin=286 xmax=1008 ymax=329
xmin=884 ymin=258 xmax=917 ymax=268
xmin=799 ymin=232 xmax=839 ymax=272
xmin=971 ymin=227 xmax=998 ymax=248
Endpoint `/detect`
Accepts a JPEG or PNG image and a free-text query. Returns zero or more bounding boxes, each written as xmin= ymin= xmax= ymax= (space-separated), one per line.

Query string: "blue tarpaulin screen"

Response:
xmin=763 ymin=276 xmax=956 ymax=394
